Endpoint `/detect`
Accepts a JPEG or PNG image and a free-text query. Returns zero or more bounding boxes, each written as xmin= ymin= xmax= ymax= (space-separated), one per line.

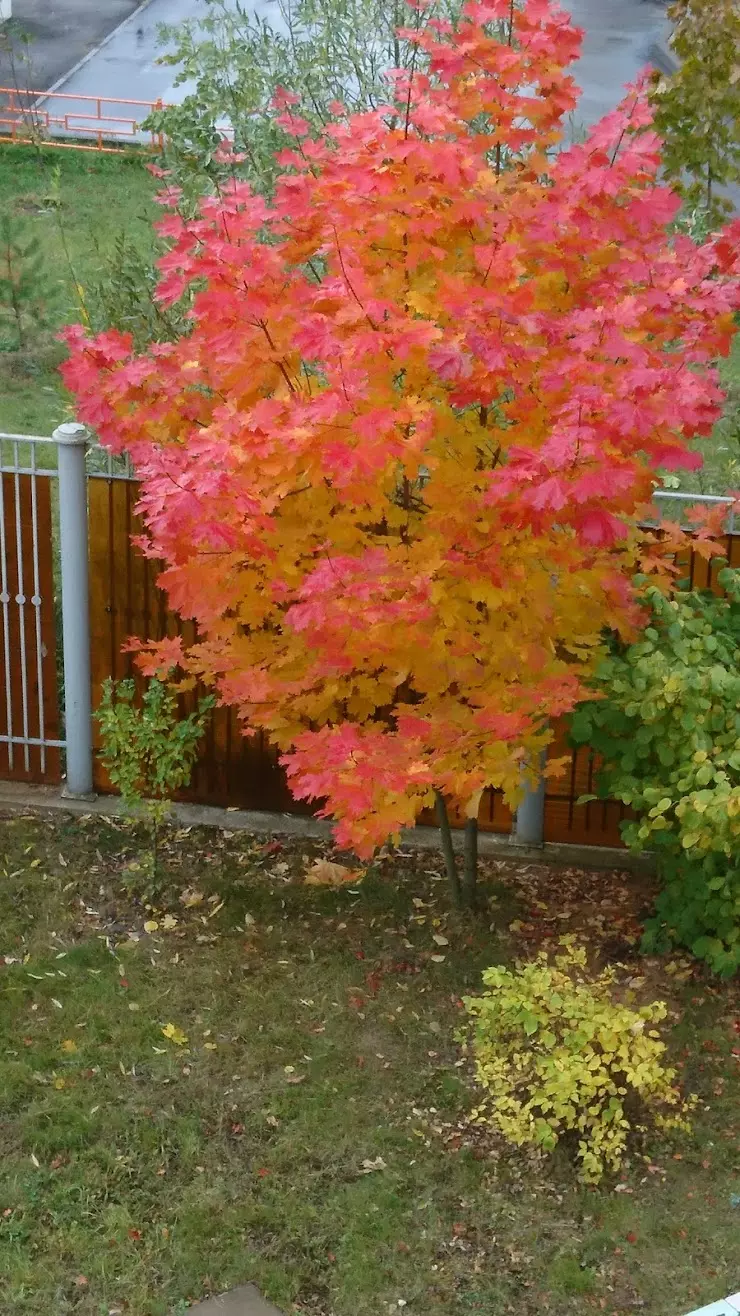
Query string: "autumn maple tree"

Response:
xmin=64 ymin=0 xmax=740 ymax=894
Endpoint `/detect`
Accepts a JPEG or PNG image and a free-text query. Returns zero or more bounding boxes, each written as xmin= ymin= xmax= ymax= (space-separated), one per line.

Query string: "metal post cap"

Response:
xmin=53 ymin=422 xmax=88 ymax=446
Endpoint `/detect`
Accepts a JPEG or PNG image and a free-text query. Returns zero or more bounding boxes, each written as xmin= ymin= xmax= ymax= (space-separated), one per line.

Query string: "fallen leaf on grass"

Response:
xmin=144 ymin=920 xmax=159 ymax=934
xmin=161 ymin=1023 xmax=188 ymax=1046
xmin=432 ymin=934 xmax=449 ymax=947
xmin=179 ymin=888 xmax=203 ymax=908
xmin=430 ymin=954 xmax=446 ymax=963
xmin=361 ymin=1156 xmax=387 ymax=1173
xmin=304 ymin=859 xmax=363 ymax=887
xmin=60 ymin=1039 xmax=77 ymax=1054
xmin=161 ymin=914 xmax=178 ymax=931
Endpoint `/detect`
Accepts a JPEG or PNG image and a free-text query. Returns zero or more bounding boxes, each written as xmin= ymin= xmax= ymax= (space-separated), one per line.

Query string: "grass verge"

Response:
xmin=0 ymin=811 xmax=737 ymax=1315
xmin=0 ymin=146 xmax=157 ymax=435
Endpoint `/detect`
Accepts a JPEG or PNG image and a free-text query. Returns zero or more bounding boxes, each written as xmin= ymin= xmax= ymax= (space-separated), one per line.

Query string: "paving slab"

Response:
xmin=185 ymin=1285 xmax=283 ymax=1315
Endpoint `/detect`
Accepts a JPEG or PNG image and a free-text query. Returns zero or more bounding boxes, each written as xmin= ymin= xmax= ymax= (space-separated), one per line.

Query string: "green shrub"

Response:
xmin=0 ymin=212 xmax=48 ymax=350
xmin=85 ymin=232 xmax=189 ymax=350
xmin=650 ymin=0 xmax=740 ymax=228
xmin=144 ymin=0 xmax=464 ymax=207
xmin=572 ymin=569 xmax=740 ymax=975
xmin=96 ymin=677 xmax=213 ymax=886
xmin=463 ymin=941 xmax=694 ymax=1183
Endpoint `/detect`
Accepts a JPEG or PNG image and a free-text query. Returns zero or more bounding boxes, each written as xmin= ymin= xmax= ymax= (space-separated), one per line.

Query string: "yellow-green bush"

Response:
xmin=463 ymin=941 xmax=694 ymax=1182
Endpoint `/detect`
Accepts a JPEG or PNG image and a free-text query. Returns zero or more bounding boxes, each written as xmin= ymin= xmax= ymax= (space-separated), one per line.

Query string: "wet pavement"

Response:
xmin=29 ymin=0 xmax=672 ymax=143
xmin=0 ymin=0 xmax=141 ymax=101
xmin=567 ymin=0 xmax=670 ymax=129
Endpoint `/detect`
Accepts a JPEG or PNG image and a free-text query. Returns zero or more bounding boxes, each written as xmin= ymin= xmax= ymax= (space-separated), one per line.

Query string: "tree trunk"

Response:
xmin=435 ymin=790 xmax=461 ymax=908
xmin=462 ymin=817 xmax=478 ymax=908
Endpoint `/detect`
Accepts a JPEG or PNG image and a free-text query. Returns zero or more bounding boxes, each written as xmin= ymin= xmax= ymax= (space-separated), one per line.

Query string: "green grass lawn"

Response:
xmin=0 ymin=811 xmax=737 ymax=1316
xmin=0 ymin=146 xmax=157 ymax=435
xmin=688 ymin=336 xmax=740 ymax=495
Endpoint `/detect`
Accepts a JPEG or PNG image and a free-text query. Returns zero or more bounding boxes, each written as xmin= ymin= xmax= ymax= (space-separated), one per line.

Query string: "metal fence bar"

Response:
xmin=29 ymin=442 xmax=47 ymax=775
xmin=0 ymin=466 xmax=13 ymax=771
xmin=12 ymin=450 xmax=30 ymax=772
xmin=0 ymin=735 xmax=65 ymax=748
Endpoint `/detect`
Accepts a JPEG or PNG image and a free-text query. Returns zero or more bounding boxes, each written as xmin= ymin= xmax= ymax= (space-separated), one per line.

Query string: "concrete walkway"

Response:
xmin=33 ymin=0 xmax=671 ymax=142
xmin=0 ymin=0 xmax=141 ymax=96
xmin=186 ymin=1284 xmax=283 ymax=1315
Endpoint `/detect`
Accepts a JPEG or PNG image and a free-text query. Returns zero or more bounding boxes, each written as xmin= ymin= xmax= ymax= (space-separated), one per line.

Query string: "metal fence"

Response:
xmin=0 ymin=88 xmax=167 ymax=153
xmin=0 ymin=423 xmax=736 ymax=846
xmin=0 ymin=426 xmax=131 ymax=789
xmin=0 ymin=432 xmax=61 ymax=782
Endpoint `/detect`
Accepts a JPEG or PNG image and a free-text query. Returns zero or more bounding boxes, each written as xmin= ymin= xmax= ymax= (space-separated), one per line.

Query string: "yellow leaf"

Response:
xmin=161 ymin=1023 xmax=189 ymax=1046
xmin=53 ymin=1077 xmax=66 ymax=1090
xmin=465 ymin=789 xmax=483 ymax=819
xmin=161 ymin=914 xmax=178 ymax=931
xmin=432 ymin=933 xmax=449 ymax=947
xmin=61 ymin=1039 xmax=77 ymax=1054
xmin=204 ymin=1042 xmax=217 ymax=1051
xmin=144 ymin=920 xmax=159 ymax=934
xmin=304 ymin=859 xmax=362 ymax=887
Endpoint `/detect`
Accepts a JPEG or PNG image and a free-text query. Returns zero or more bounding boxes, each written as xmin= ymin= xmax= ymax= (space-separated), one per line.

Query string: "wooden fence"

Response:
xmin=87 ymin=475 xmax=740 ymax=847
xmin=88 ymin=478 xmax=306 ymax=814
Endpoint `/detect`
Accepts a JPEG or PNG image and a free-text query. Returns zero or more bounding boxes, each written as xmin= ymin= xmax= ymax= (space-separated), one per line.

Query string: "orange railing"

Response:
xmin=0 ymin=88 xmax=169 ymax=153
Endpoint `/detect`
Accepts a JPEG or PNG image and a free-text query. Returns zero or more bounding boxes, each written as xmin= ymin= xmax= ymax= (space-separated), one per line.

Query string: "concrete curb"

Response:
xmin=0 ymin=780 xmax=652 ymax=873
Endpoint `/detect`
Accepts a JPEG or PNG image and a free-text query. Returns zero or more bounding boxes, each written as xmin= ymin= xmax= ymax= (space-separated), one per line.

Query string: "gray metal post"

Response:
xmin=513 ymin=751 xmax=547 ymax=847
xmin=54 ymin=422 xmax=94 ymax=798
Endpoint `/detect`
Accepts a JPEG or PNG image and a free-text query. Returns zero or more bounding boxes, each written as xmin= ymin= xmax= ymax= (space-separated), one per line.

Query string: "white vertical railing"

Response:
xmin=29 ymin=441 xmax=47 ymax=777
xmin=0 ymin=434 xmax=67 ymax=777
xmin=0 ymin=453 xmax=12 ymax=770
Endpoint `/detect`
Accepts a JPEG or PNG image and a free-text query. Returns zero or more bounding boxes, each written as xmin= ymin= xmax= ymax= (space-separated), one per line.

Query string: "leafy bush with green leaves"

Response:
xmin=96 ymin=677 xmax=213 ymax=885
xmin=0 ymin=212 xmax=48 ymax=350
xmin=463 ymin=941 xmax=694 ymax=1183
xmin=84 ymin=232 xmax=189 ymax=350
xmin=650 ymin=0 xmax=740 ymax=228
xmin=145 ymin=0 xmax=463 ymax=206
xmin=572 ymin=569 xmax=740 ymax=975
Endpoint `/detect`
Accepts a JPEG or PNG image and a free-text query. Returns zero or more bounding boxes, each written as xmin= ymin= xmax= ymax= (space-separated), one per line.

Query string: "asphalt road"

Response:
xmin=39 ymin=0 xmax=672 ymax=144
